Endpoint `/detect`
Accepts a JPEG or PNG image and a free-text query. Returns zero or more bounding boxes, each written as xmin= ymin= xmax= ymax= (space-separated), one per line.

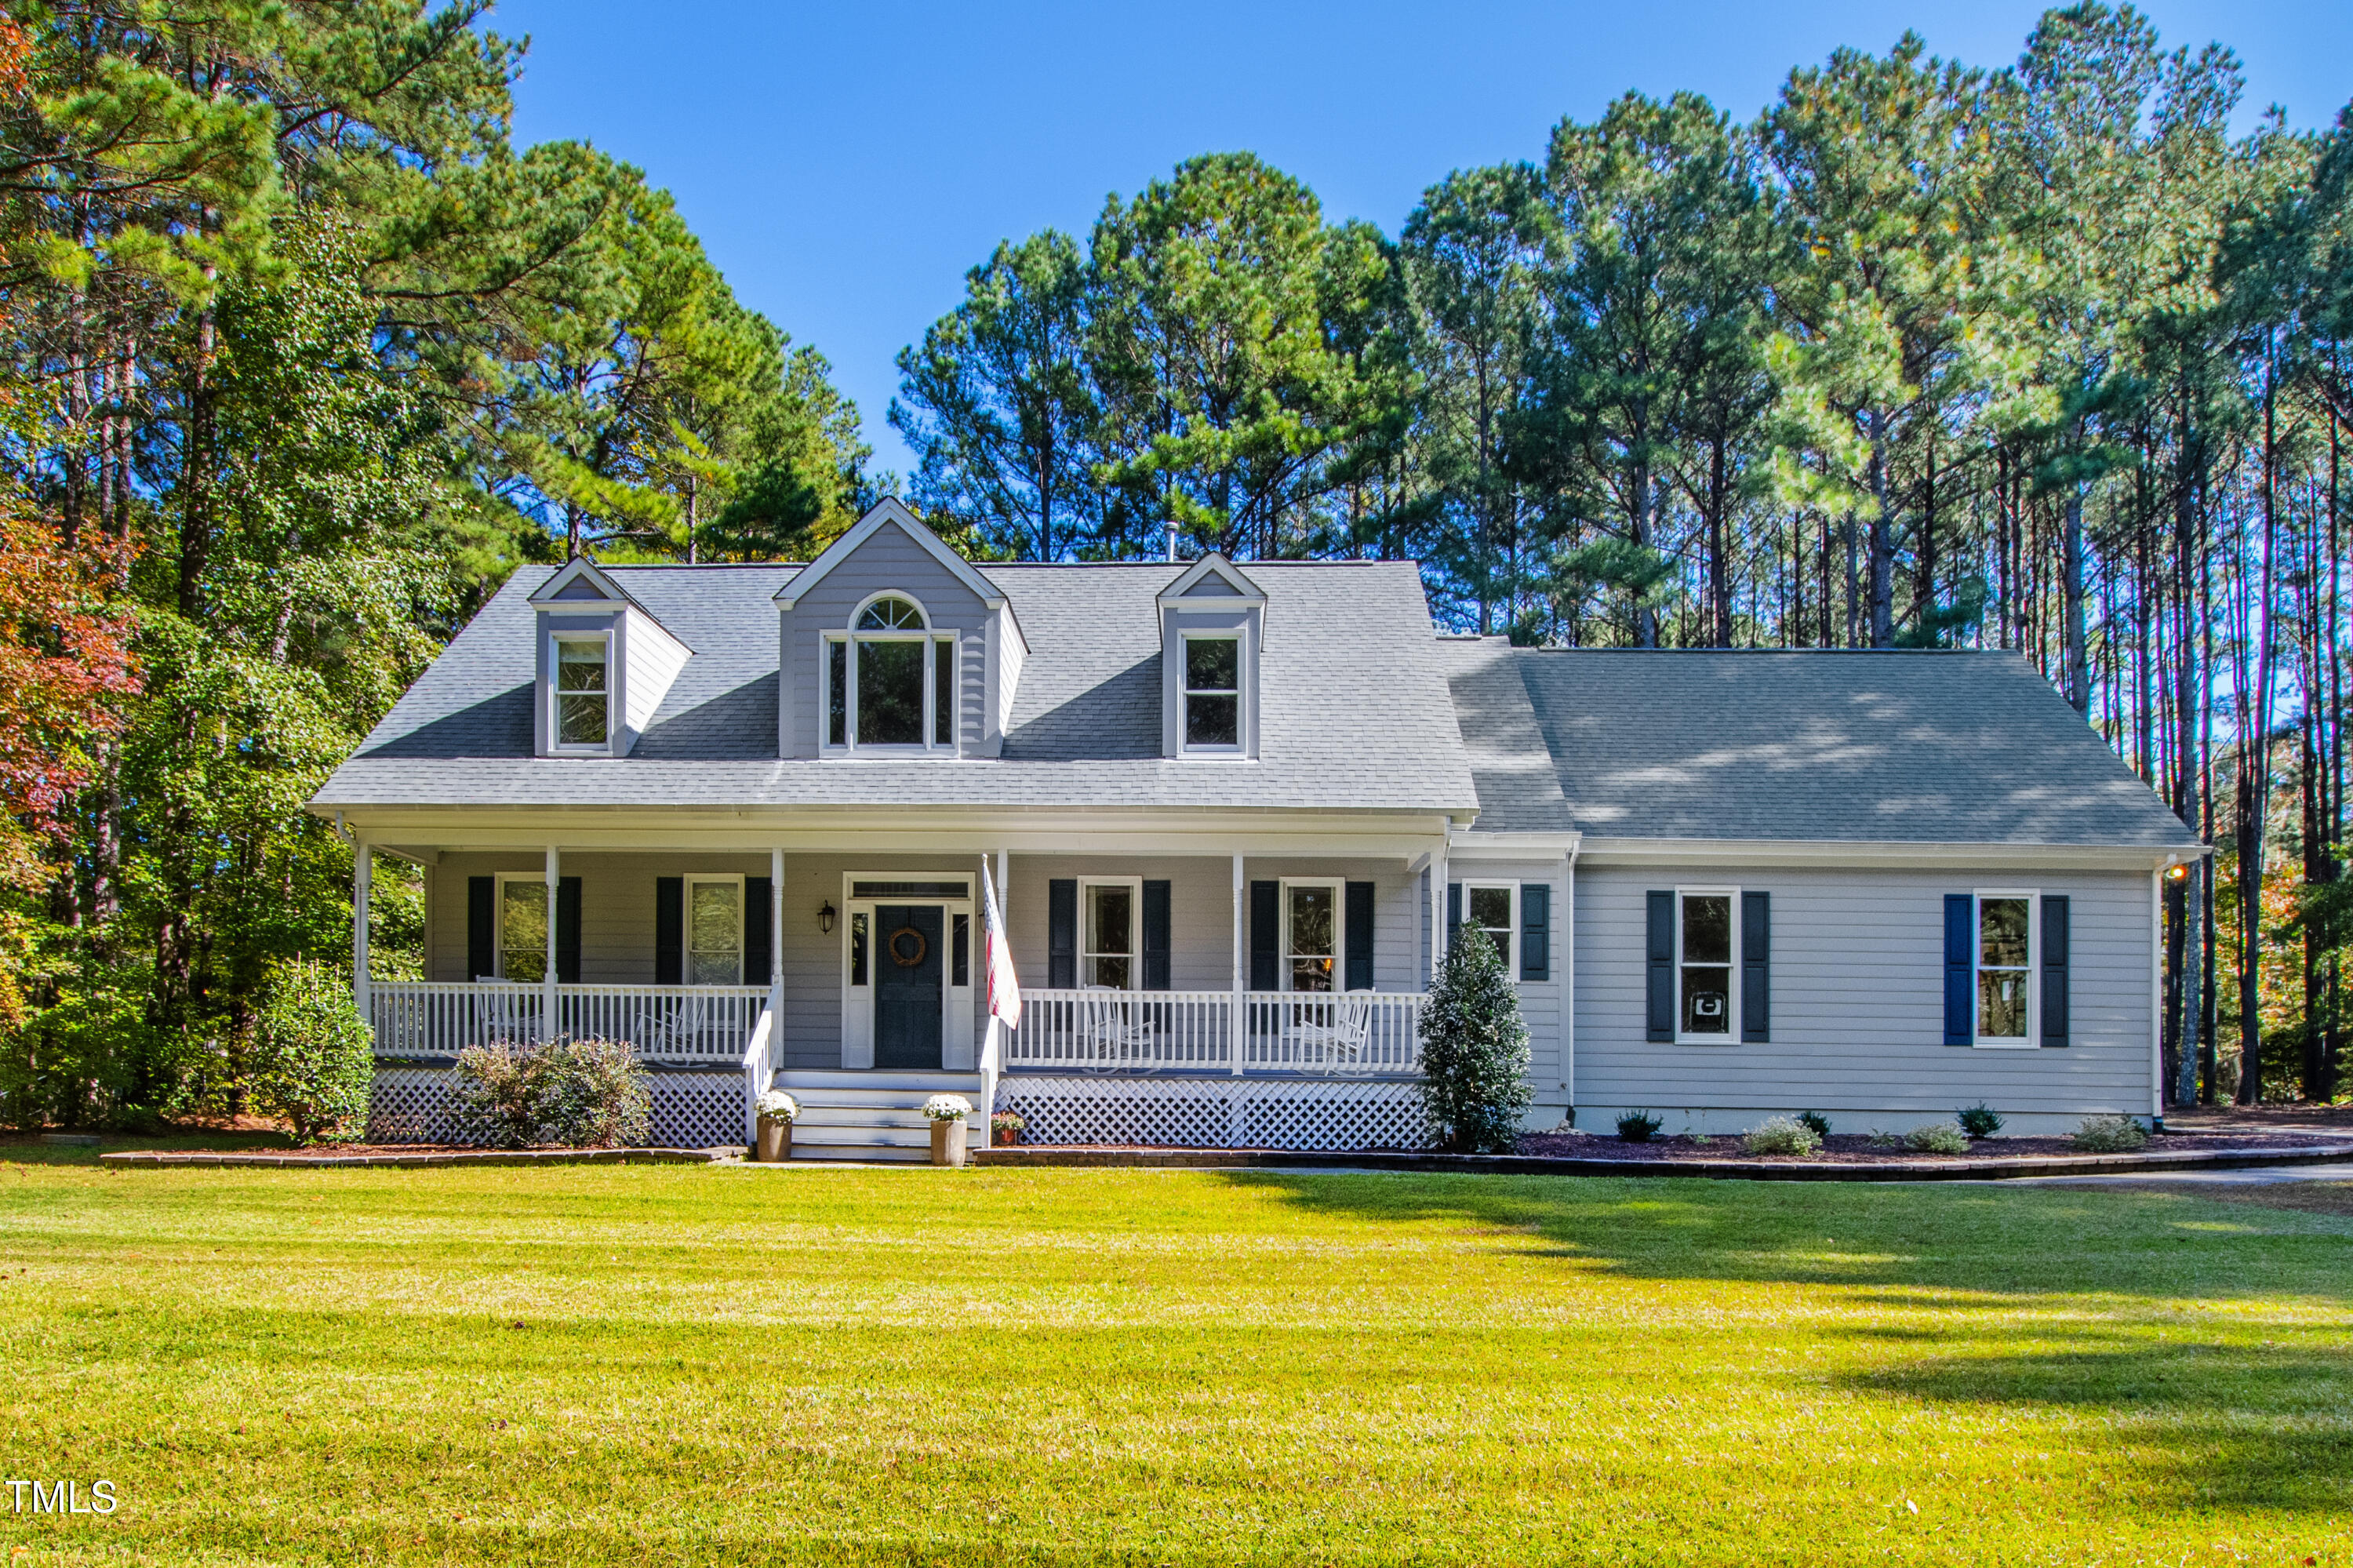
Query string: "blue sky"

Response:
xmin=488 ymin=0 xmax=2352 ymax=478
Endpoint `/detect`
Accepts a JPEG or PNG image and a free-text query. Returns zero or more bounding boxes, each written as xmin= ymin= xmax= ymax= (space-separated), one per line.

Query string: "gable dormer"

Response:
xmin=773 ymin=499 xmax=1028 ymax=759
xmin=527 ymin=557 xmax=692 ymax=759
xmin=1158 ymin=554 xmax=1264 ymax=760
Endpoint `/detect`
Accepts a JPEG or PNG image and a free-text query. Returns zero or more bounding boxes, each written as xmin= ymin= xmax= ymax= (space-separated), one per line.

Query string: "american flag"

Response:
xmin=979 ymin=855 xmax=1022 ymax=1028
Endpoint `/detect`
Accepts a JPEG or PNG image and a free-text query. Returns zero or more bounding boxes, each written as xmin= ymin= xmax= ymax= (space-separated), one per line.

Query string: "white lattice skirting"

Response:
xmin=998 ymin=1076 xmax=1431 ymax=1151
xmin=365 ymin=1068 xmax=746 ymax=1149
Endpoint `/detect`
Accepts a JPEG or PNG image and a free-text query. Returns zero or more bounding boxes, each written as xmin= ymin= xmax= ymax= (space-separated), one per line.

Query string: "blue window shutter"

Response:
xmin=467 ymin=876 xmax=495 ymax=980
xmin=1047 ymin=879 xmax=1077 ymax=988
xmin=1344 ymin=882 xmax=1375 ymax=990
xmin=1645 ymin=891 xmax=1674 ymax=1042
xmin=744 ymin=877 xmax=771 ymax=988
xmin=1520 ymin=882 xmax=1549 ymax=981
xmin=1944 ymin=894 xmax=1973 ymax=1046
xmin=556 ymin=876 xmax=581 ymax=984
xmin=1249 ymin=881 xmax=1279 ymax=991
xmin=2041 ymin=895 xmax=2070 ymax=1046
xmin=655 ymin=878 xmax=683 ymax=985
xmin=1143 ymin=880 xmax=1172 ymax=990
xmin=1446 ymin=882 xmax=1461 ymax=950
xmin=1740 ymin=890 xmax=1769 ymax=1042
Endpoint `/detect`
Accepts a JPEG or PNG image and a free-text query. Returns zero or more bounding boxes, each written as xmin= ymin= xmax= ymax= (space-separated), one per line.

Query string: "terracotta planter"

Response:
xmin=992 ymin=1123 xmax=1021 ymax=1148
xmin=930 ymin=1119 xmax=968 ymax=1167
xmin=755 ymin=1116 xmax=791 ymax=1162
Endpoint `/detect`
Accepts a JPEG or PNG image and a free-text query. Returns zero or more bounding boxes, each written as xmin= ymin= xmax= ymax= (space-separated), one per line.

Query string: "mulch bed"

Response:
xmin=1509 ymin=1128 xmax=2351 ymax=1165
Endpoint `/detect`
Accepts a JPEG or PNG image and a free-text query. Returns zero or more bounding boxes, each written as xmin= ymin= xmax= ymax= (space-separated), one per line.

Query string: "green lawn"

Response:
xmin=0 ymin=1157 xmax=2348 ymax=1566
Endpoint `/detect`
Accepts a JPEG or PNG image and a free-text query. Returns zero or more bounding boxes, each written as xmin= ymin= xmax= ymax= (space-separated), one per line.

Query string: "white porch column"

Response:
xmin=351 ymin=830 xmax=372 ymax=1025
xmin=769 ymin=847 xmax=785 ymax=1019
xmin=544 ymin=844 xmax=560 ymax=1041
xmin=1231 ymin=853 xmax=1246 ymax=1076
xmin=1429 ymin=839 xmax=1449 ymax=986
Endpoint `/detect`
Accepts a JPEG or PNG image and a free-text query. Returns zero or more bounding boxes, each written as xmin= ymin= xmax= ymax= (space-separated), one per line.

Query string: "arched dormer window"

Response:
xmin=825 ymin=592 xmax=958 ymax=752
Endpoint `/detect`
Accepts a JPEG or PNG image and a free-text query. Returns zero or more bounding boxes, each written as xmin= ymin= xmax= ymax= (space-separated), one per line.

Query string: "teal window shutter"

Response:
xmin=1645 ymin=891 xmax=1674 ymax=1042
xmin=1143 ymin=880 xmax=1172 ymax=990
xmin=556 ymin=876 xmax=581 ymax=984
xmin=1944 ymin=894 xmax=1973 ymax=1046
xmin=2040 ymin=895 xmax=2070 ymax=1046
xmin=1740 ymin=891 xmax=1769 ymax=1042
xmin=1047 ymin=879 xmax=1077 ymax=988
xmin=744 ymin=876 xmax=771 ymax=988
xmin=467 ymin=876 xmax=495 ymax=980
xmin=1519 ymin=883 xmax=1549 ymax=981
xmin=654 ymin=878 xmax=682 ymax=985
xmin=1344 ymin=882 xmax=1374 ymax=990
xmin=1249 ymin=882 xmax=1279 ymax=991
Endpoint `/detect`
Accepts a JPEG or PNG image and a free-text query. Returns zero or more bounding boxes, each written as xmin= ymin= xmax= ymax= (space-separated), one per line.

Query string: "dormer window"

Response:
xmin=552 ymin=635 xmax=610 ymax=749
xmin=825 ymin=592 xmax=958 ymax=753
xmin=1184 ymin=635 xmax=1241 ymax=748
xmin=1158 ymin=553 xmax=1264 ymax=760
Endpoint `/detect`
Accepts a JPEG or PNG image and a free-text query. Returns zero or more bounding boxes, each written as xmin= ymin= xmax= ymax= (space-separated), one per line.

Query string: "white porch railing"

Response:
xmin=369 ymin=982 xmax=769 ymax=1062
xmin=1005 ymin=989 xmax=1424 ymax=1075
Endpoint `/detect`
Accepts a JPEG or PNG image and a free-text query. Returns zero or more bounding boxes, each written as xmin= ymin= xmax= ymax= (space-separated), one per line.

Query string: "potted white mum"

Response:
xmin=755 ymin=1090 xmax=798 ymax=1162
xmin=922 ymin=1093 xmax=973 ymax=1167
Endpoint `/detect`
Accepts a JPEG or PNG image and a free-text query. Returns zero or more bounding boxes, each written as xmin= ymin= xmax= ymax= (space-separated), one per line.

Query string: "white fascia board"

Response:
xmin=306 ymin=803 xmax=1458 ymax=858
xmin=532 ymin=559 xmax=694 ymax=653
xmin=1157 ymin=551 xmax=1267 ymax=606
xmin=1448 ymin=829 xmax=1583 ymax=856
xmin=1574 ymin=835 xmax=2202 ymax=871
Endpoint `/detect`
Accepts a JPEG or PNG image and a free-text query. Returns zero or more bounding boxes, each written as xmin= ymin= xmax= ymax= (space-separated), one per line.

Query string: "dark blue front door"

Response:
xmin=874 ymin=904 xmax=943 ymax=1069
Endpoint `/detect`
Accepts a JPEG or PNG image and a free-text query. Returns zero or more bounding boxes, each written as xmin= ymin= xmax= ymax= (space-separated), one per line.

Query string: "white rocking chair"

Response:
xmin=1075 ymin=990 xmax=1158 ymax=1070
xmin=1286 ymin=993 xmax=1373 ymax=1068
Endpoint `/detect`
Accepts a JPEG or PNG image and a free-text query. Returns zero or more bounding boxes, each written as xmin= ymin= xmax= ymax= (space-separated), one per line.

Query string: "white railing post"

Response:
xmin=741 ymin=1005 xmax=773 ymax=1147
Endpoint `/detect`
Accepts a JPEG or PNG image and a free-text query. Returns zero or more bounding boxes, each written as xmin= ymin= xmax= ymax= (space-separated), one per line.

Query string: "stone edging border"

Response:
xmin=972 ymin=1141 xmax=2353 ymax=1181
xmin=98 ymin=1146 xmax=740 ymax=1169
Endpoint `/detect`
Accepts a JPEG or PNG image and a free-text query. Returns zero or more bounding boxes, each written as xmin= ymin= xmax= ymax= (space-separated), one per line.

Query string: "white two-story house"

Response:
xmin=311 ymin=500 xmax=2202 ymax=1157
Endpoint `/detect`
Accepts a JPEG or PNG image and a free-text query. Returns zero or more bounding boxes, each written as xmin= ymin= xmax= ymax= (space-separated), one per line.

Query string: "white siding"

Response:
xmin=1571 ymin=861 xmax=2156 ymax=1134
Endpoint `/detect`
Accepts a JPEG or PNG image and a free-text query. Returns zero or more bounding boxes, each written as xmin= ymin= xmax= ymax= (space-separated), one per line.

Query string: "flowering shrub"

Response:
xmin=2072 ymin=1114 xmax=2148 ymax=1152
xmin=990 ymin=1110 xmax=1025 ymax=1142
xmin=1903 ymin=1122 xmax=1969 ymax=1155
xmin=451 ymin=1037 xmax=651 ymax=1148
xmin=1743 ymin=1115 xmax=1822 ymax=1157
xmin=755 ymin=1090 xmax=798 ymax=1122
xmin=922 ymin=1093 xmax=973 ymax=1122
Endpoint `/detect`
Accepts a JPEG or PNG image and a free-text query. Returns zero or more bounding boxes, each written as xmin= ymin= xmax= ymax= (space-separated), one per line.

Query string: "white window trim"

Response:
xmin=1972 ymin=886 xmax=2040 ymax=1050
xmin=1280 ymin=878 xmax=1344 ymax=994
xmin=1078 ymin=875 xmax=1144 ymax=991
xmin=822 ymin=591 xmax=958 ymax=757
xmin=491 ymin=872 xmax=552 ymax=981
xmin=549 ymin=630 xmax=613 ymax=755
xmin=1180 ymin=630 xmax=1246 ymax=756
xmin=682 ymin=872 xmax=746 ymax=987
xmin=1460 ymin=881 xmax=1518 ymax=978
xmin=1675 ymin=885 xmax=1741 ymax=1046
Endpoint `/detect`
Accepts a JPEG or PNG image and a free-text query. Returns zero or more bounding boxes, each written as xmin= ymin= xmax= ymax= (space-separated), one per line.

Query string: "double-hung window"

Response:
xmin=1183 ymin=635 xmax=1241 ymax=751
xmin=1284 ymin=881 xmax=1340 ymax=992
xmin=1973 ymin=890 xmax=2036 ymax=1045
xmin=1460 ymin=883 xmax=1517 ymax=973
xmin=1677 ymin=888 xmax=1737 ymax=1041
xmin=825 ymin=595 xmax=956 ymax=751
xmin=495 ymin=874 xmax=548 ymax=982
xmin=685 ymin=875 xmax=743 ymax=985
xmin=1082 ymin=879 xmax=1139 ymax=989
xmin=551 ymin=635 xmax=609 ymax=751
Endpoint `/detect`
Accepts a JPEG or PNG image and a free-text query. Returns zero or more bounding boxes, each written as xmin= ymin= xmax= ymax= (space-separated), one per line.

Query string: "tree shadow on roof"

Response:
xmin=1002 ymin=653 xmax=1162 ymax=760
xmin=356 ymin=686 xmax=532 ymax=759
xmin=635 ymin=673 xmax=780 ymax=760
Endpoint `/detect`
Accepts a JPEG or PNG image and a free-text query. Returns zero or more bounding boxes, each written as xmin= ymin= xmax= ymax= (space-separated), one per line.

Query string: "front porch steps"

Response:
xmin=772 ymin=1070 xmax=987 ymax=1163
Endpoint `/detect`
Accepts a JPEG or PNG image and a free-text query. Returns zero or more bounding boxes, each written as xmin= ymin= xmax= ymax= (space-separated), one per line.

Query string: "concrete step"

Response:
xmin=792 ymin=1122 xmax=933 ymax=1148
xmin=775 ymin=1069 xmax=984 ymax=1095
xmin=791 ymin=1104 xmax=938 ymax=1130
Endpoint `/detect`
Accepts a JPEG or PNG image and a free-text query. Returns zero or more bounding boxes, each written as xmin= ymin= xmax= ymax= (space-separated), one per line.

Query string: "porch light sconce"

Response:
xmin=2165 ymin=863 xmax=2188 ymax=882
xmin=817 ymin=900 xmax=836 ymax=935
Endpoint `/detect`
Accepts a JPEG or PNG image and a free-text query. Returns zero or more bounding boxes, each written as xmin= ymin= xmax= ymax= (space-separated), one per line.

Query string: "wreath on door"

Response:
xmin=887 ymin=926 xmax=929 ymax=968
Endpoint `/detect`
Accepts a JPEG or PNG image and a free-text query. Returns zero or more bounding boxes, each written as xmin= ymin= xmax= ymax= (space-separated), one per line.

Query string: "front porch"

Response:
xmin=347 ymin=839 xmax=1468 ymax=1153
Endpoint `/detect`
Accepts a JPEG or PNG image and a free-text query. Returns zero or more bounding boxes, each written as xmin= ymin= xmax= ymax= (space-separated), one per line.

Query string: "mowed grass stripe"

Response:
xmin=0 ymin=1164 xmax=2345 ymax=1566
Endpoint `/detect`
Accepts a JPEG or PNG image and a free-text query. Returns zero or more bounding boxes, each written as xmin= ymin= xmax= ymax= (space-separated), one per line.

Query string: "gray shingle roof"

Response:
xmin=1512 ymin=647 xmax=2198 ymax=849
xmin=311 ymin=558 xmax=1479 ymax=815
xmin=1435 ymin=638 xmax=1574 ymax=835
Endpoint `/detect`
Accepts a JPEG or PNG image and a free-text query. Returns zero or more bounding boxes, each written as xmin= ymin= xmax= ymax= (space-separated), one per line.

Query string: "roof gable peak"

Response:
xmin=1158 ymin=551 xmax=1265 ymax=605
xmin=774 ymin=499 xmax=1008 ymax=613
